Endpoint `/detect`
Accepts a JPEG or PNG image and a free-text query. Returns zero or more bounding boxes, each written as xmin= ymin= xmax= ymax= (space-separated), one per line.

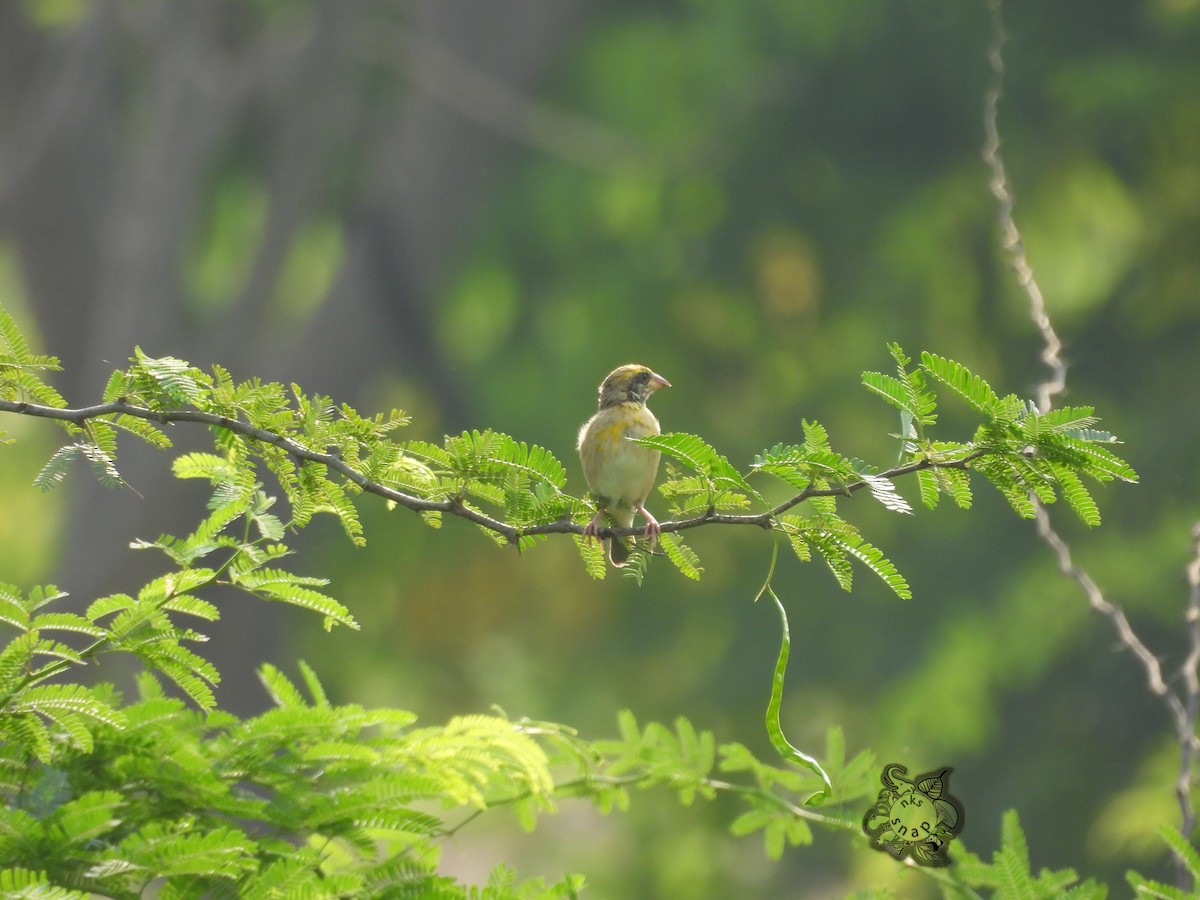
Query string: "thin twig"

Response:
xmin=1179 ymin=524 xmax=1200 ymax=843
xmin=984 ymin=0 xmax=1200 ymax=880
xmin=0 ymin=398 xmax=988 ymax=545
xmin=982 ymin=0 xmax=1065 ymax=417
xmin=1034 ymin=505 xmax=1186 ymax=731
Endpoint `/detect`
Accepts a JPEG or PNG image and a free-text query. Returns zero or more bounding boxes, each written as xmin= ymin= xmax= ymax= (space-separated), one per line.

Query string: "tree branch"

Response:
xmin=1179 ymin=524 xmax=1200 ymax=844
xmin=985 ymin=0 xmax=1199 ymax=881
xmin=1033 ymin=504 xmax=1187 ymax=731
xmin=0 ymin=398 xmax=987 ymax=545
xmin=983 ymin=0 xmax=1066 ymax=416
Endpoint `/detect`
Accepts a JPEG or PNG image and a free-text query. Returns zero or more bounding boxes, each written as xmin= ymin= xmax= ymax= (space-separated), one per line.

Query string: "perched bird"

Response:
xmin=577 ymin=364 xmax=671 ymax=566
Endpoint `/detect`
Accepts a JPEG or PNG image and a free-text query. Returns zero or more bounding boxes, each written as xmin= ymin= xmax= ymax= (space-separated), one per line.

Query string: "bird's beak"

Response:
xmin=648 ymin=372 xmax=671 ymax=391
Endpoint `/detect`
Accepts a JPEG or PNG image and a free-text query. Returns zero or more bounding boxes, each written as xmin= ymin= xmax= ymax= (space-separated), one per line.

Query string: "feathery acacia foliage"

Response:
xmin=0 ymin=307 xmax=1147 ymax=894
xmin=953 ymin=811 xmax=1107 ymax=898
xmin=0 ymin=300 xmax=1134 ymax=590
xmin=0 ymin=576 xmax=877 ymax=893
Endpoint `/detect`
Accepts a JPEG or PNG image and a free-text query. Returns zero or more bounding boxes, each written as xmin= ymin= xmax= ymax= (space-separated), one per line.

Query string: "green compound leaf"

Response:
xmin=860 ymin=371 xmax=912 ymax=414
xmin=861 ymin=473 xmax=913 ymax=515
xmin=232 ymin=568 xmax=358 ymax=632
xmin=34 ymin=444 xmax=84 ymax=491
xmin=659 ymin=532 xmax=703 ymax=580
xmin=777 ymin=517 xmax=911 ymax=599
xmin=42 ymin=790 xmax=124 ymax=849
xmin=633 ymin=432 xmax=762 ymax=505
xmin=107 ymin=413 xmax=172 ymax=449
xmin=920 ymin=351 xmax=1004 ymax=417
xmin=573 ymin=534 xmax=606 ymax=580
xmin=132 ymin=348 xmax=207 ymax=405
xmin=862 ymin=345 xmax=938 ymax=432
xmin=1131 ymin=825 xmax=1200 ymax=897
xmin=955 ymin=809 xmax=1108 ymax=897
xmin=0 ymin=869 xmax=89 ymax=899
xmin=116 ymin=823 xmax=257 ymax=879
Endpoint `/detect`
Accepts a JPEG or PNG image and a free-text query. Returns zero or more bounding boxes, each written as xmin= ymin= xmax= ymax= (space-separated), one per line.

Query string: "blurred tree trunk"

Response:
xmin=0 ymin=0 xmax=584 ymax=713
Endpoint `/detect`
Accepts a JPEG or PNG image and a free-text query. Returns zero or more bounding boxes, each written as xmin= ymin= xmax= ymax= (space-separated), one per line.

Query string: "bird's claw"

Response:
xmin=582 ymin=512 xmax=604 ymax=544
xmin=583 ymin=507 xmax=662 ymax=553
xmin=642 ymin=522 xmax=661 ymax=551
xmin=638 ymin=505 xmax=662 ymax=551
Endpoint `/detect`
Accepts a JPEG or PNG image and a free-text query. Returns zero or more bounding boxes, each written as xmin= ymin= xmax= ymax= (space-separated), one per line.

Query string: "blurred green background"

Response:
xmin=2 ymin=0 xmax=1200 ymax=895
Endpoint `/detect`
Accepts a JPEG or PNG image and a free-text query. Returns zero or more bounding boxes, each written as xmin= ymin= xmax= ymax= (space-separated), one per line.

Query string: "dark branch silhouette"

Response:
xmin=0 ymin=397 xmax=989 ymax=545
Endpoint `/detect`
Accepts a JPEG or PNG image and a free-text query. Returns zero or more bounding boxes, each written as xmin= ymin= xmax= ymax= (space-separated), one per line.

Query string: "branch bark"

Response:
xmin=0 ymin=397 xmax=988 ymax=544
xmin=985 ymin=0 xmax=1199 ymax=883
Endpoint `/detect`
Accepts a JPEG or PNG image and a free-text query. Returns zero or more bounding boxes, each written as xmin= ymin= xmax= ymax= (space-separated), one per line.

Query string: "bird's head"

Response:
xmin=597 ymin=364 xmax=671 ymax=409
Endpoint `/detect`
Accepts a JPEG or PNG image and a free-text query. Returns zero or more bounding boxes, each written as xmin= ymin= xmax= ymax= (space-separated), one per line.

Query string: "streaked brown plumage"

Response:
xmin=577 ymin=364 xmax=670 ymax=566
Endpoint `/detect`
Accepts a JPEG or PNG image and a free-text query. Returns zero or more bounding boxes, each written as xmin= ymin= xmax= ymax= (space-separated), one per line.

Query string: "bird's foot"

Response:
xmin=582 ymin=511 xmax=605 ymax=544
xmin=637 ymin=505 xmax=662 ymax=550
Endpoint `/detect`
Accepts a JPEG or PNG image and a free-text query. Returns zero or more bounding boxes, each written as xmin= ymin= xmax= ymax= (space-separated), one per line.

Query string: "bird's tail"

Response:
xmin=608 ymin=534 xmax=632 ymax=567
xmin=606 ymin=508 xmax=636 ymax=568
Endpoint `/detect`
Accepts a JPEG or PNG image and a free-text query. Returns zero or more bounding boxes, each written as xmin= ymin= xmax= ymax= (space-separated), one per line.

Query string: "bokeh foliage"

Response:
xmin=2 ymin=0 xmax=1200 ymax=896
xmin=0 ymin=307 xmax=1140 ymax=897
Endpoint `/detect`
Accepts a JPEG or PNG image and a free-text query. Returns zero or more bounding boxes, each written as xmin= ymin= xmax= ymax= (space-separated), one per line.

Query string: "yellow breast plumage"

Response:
xmin=577 ymin=365 xmax=670 ymax=567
